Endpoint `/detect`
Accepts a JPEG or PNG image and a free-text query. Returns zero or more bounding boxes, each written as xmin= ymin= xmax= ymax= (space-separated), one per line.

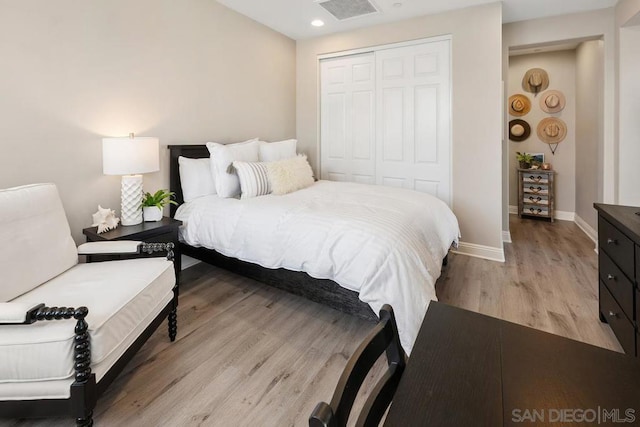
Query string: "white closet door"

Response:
xmin=376 ymin=40 xmax=451 ymax=204
xmin=320 ymin=53 xmax=376 ymax=184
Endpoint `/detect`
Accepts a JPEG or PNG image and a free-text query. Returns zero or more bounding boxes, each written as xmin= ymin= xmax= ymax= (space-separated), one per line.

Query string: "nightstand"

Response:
xmin=83 ymin=217 xmax=182 ymax=282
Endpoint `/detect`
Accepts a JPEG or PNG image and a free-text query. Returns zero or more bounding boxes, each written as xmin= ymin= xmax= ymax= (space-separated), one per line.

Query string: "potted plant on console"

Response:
xmin=142 ymin=189 xmax=177 ymax=222
xmin=516 ymin=152 xmax=534 ymax=169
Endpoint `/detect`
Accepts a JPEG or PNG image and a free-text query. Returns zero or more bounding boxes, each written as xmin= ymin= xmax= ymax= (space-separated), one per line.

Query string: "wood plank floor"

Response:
xmin=2 ymin=215 xmax=622 ymax=426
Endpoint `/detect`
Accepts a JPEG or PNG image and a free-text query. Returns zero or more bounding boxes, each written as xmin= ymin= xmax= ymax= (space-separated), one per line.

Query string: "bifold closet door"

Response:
xmin=320 ymin=53 xmax=376 ymax=184
xmin=376 ymin=40 xmax=451 ymax=204
xmin=320 ymin=39 xmax=451 ymax=205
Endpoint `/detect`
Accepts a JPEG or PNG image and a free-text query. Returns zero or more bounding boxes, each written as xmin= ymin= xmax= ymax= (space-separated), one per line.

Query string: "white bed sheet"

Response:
xmin=175 ymin=180 xmax=460 ymax=354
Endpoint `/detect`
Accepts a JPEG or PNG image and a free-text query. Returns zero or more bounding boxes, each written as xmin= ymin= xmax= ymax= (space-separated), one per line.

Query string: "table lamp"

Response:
xmin=102 ymin=133 xmax=159 ymax=226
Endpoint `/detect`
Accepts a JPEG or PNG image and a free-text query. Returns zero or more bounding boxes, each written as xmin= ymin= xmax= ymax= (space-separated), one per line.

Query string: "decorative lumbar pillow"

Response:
xmin=233 ymin=161 xmax=271 ymax=199
xmin=267 ymin=154 xmax=315 ymax=195
xmin=178 ymin=156 xmax=216 ymax=202
xmin=206 ymin=139 xmax=259 ymax=198
xmin=259 ymin=139 xmax=297 ymax=162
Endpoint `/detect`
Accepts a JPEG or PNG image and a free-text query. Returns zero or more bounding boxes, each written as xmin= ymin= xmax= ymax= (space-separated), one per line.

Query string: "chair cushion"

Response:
xmin=0 ymin=183 xmax=78 ymax=302
xmin=0 ymin=257 xmax=175 ymax=383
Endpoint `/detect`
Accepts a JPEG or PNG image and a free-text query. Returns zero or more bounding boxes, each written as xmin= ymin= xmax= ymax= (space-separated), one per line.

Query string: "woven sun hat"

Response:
xmin=508 ymin=94 xmax=531 ymax=116
xmin=537 ymin=117 xmax=567 ymax=144
xmin=522 ymin=68 xmax=549 ymax=96
xmin=540 ymin=90 xmax=566 ymax=113
xmin=509 ymin=119 xmax=531 ymax=142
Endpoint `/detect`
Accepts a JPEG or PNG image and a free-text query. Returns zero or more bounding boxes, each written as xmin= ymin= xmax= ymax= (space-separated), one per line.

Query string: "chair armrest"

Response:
xmin=77 ymin=240 xmax=142 ymax=255
xmin=0 ymin=302 xmax=45 ymax=324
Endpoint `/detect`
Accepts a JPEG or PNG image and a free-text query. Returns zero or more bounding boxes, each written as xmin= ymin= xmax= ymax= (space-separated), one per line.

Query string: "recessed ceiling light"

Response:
xmin=311 ymin=19 xmax=325 ymax=27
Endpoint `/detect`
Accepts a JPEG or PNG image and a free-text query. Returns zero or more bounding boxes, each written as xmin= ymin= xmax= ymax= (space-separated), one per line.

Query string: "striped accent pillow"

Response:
xmin=233 ymin=161 xmax=271 ymax=199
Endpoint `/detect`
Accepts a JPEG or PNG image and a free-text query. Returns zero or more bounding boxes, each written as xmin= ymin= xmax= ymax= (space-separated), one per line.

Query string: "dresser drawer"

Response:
xmin=600 ymin=282 xmax=636 ymax=356
xmin=523 ymin=184 xmax=549 ymax=195
xmin=523 ymin=173 xmax=549 ymax=184
xmin=522 ymin=206 xmax=549 ymax=217
xmin=598 ymin=217 xmax=635 ymax=280
xmin=523 ymin=194 xmax=549 ymax=206
xmin=636 ymin=246 xmax=640 ymax=283
xmin=599 ymin=252 xmax=635 ymax=321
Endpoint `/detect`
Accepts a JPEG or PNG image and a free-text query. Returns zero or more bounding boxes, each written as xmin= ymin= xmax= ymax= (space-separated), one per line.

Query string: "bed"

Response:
xmin=168 ymin=145 xmax=460 ymax=353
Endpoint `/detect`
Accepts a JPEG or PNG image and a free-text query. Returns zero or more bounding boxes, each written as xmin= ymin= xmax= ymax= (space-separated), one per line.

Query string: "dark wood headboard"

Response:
xmin=167 ymin=144 xmax=209 ymax=218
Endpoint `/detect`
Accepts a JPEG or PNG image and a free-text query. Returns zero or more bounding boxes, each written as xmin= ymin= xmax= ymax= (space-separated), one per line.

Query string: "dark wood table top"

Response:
xmin=384 ymin=302 xmax=640 ymax=426
xmin=594 ymin=203 xmax=640 ymax=243
xmin=83 ymin=217 xmax=182 ymax=241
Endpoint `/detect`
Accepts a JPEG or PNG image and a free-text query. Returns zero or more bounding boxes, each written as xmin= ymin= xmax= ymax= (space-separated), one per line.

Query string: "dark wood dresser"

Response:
xmin=594 ymin=203 xmax=640 ymax=357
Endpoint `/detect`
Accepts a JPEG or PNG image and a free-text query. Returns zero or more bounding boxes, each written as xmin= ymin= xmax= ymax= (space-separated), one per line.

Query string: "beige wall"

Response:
xmin=575 ymin=40 xmax=605 ymax=230
xmin=0 ymin=0 xmax=296 ymax=243
xmin=503 ymin=9 xmax=616 ymax=211
xmin=617 ymin=25 xmax=640 ymax=205
xmin=508 ymin=51 xmax=576 ymax=214
xmin=297 ymin=3 xmax=504 ymax=255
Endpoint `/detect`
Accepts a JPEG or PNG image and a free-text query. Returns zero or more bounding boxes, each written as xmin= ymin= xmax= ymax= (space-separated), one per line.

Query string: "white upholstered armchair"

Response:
xmin=0 ymin=183 xmax=178 ymax=426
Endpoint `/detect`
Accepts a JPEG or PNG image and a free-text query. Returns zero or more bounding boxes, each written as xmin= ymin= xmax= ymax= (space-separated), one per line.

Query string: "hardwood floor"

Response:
xmin=2 ymin=215 xmax=622 ymax=426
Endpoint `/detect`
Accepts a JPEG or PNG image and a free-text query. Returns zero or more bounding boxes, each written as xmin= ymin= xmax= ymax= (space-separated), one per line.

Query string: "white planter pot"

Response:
xmin=143 ymin=206 xmax=162 ymax=222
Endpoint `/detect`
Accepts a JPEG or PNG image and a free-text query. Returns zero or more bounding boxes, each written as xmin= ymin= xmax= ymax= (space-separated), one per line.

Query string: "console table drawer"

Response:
xmin=599 ymin=252 xmax=635 ymax=321
xmin=600 ymin=281 xmax=636 ymax=356
xmin=598 ymin=217 xmax=635 ymax=280
xmin=523 ymin=173 xmax=549 ymax=184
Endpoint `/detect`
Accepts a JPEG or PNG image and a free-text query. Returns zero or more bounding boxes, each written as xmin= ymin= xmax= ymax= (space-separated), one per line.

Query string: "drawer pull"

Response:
xmin=528 ymin=196 xmax=542 ymax=203
xmin=607 ymin=274 xmax=615 ymax=280
xmin=606 ymin=238 xmax=617 ymax=245
xmin=528 ymin=186 xmax=543 ymax=193
xmin=608 ymin=310 xmax=617 ymax=318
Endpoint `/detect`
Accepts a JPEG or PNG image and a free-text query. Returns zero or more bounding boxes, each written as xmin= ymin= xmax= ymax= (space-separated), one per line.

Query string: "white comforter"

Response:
xmin=176 ymin=180 xmax=460 ymax=354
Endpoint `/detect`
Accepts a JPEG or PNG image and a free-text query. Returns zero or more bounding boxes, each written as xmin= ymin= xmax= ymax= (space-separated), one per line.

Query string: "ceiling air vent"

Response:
xmin=317 ymin=0 xmax=379 ymax=20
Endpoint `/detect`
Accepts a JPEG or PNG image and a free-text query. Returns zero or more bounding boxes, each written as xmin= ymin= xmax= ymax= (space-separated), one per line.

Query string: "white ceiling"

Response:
xmin=216 ymin=0 xmax=618 ymax=40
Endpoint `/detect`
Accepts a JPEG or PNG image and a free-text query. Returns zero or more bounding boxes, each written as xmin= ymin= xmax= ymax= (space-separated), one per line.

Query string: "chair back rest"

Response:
xmin=0 ymin=183 xmax=78 ymax=301
xmin=309 ymin=304 xmax=406 ymax=427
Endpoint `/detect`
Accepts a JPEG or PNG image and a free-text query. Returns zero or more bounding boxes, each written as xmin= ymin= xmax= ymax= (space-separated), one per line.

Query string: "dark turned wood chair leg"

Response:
xmin=168 ymin=308 xmax=177 ymax=342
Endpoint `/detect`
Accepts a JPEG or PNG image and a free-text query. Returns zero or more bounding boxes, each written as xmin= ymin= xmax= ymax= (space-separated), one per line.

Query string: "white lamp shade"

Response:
xmin=102 ymin=136 xmax=160 ymax=175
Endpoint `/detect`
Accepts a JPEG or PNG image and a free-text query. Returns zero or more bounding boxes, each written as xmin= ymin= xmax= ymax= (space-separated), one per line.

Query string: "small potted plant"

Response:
xmin=141 ymin=189 xmax=177 ymax=222
xmin=516 ymin=152 xmax=534 ymax=169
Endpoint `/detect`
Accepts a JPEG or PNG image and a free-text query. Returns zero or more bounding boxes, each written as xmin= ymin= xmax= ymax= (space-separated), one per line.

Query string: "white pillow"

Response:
xmin=206 ymin=139 xmax=259 ymax=198
xmin=178 ymin=156 xmax=216 ymax=202
xmin=267 ymin=155 xmax=315 ymax=195
xmin=233 ymin=161 xmax=271 ymax=199
xmin=259 ymin=139 xmax=297 ymax=162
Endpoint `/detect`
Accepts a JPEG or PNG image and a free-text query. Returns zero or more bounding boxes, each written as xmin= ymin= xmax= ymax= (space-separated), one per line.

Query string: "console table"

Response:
xmin=384 ymin=302 xmax=640 ymax=426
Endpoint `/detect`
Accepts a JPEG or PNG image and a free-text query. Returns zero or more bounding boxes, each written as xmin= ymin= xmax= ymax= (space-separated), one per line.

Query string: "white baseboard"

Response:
xmin=554 ymin=210 xmax=575 ymax=221
xmin=452 ymin=242 xmax=505 ymax=263
xmin=574 ymin=214 xmax=598 ymax=244
xmin=502 ymin=230 xmax=512 ymax=243
xmin=508 ymin=205 xmax=574 ymax=221
xmin=182 ymin=255 xmax=201 ymax=270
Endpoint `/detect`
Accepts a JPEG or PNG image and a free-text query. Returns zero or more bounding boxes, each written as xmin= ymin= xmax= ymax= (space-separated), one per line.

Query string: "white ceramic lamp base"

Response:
xmin=120 ymin=174 xmax=143 ymax=226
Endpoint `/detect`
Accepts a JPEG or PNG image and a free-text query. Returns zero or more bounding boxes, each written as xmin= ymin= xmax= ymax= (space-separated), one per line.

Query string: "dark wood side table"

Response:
xmin=82 ymin=217 xmax=182 ymax=283
xmin=384 ymin=302 xmax=640 ymax=426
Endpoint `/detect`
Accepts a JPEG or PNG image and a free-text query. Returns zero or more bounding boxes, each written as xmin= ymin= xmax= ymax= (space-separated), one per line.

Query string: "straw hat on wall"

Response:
xmin=509 ymin=119 xmax=531 ymax=141
xmin=508 ymin=94 xmax=531 ymax=116
xmin=540 ymin=90 xmax=566 ymax=113
xmin=537 ymin=117 xmax=567 ymax=144
xmin=522 ymin=68 xmax=549 ymax=96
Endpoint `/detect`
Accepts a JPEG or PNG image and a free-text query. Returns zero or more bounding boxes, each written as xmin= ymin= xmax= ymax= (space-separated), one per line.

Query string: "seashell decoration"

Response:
xmin=91 ymin=205 xmax=120 ymax=234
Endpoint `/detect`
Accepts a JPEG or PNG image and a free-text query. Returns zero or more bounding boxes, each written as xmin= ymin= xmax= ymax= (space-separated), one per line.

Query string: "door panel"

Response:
xmin=320 ymin=53 xmax=376 ymax=183
xmin=376 ymin=40 xmax=451 ymax=204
